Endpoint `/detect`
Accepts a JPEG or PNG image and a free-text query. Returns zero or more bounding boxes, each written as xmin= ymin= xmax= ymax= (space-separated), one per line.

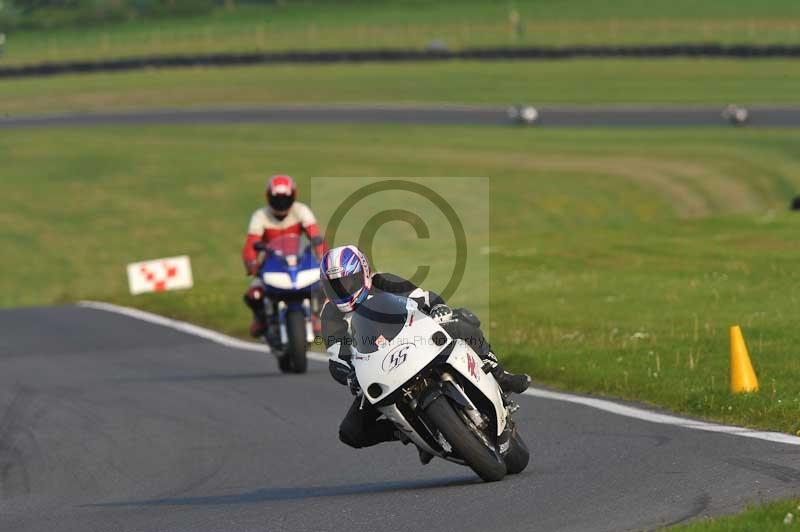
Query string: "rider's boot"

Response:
xmin=483 ymin=354 xmax=531 ymax=394
xmin=249 ymin=318 xmax=267 ymax=338
xmin=395 ymin=430 xmax=434 ymax=465
xmin=244 ymin=287 xmax=268 ymax=338
xmin=493 ymin=369 xmax=531 ymax=394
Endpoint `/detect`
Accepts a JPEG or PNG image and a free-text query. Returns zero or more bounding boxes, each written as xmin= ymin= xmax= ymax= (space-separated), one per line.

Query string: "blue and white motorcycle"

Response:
xmin=254 ymin=234 xmax=322 ymax=374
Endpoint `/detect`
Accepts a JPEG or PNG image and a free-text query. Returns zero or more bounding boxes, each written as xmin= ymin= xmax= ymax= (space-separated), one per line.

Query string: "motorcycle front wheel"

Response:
xmin=285 ymin=310 xmax=308 ymax=374
xmin=424 ymin=395 xmax=506 ymax=482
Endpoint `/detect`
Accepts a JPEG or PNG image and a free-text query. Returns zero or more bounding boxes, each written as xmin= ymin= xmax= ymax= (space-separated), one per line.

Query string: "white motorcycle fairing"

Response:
xmin=350 ymin=295 xmax=508 ymax=460
xmin=295 ymin=269 xmax=321 ymax=289
xmin=440 ymin=339 xmax=507 ymax=436
xmin=262 ymin=272 xmax=293 ymax=290
xmin=263 ymin=268 xmax=319 ymax=290
xmin=351 ymin=299 xmax=447 ymax=402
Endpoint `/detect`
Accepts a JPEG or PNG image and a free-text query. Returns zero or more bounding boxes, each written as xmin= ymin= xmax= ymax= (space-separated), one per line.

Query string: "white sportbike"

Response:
xmin=350 ymin=292 xmax=529 ymax=482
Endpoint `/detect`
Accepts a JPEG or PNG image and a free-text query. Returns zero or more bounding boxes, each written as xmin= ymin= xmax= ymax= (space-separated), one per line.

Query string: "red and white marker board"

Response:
xmin=127 ymin=255 xmax=193 ymax=295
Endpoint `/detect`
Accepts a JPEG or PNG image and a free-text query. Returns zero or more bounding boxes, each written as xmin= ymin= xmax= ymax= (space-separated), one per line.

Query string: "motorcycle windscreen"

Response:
xmin=350 ymin=292 xmax=410 ymax=354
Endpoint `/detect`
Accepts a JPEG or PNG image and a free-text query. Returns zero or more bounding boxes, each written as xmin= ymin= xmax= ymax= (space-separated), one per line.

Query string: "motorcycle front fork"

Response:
xmin=276 ymin=298 xmax=315 ymax=345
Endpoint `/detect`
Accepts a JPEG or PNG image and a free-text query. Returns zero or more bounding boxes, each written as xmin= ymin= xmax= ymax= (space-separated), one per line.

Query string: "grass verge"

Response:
xmin=674 ymin=498 xmax=800 ymax=530
xmin=2 ymin=124 xmax=800 ymax=434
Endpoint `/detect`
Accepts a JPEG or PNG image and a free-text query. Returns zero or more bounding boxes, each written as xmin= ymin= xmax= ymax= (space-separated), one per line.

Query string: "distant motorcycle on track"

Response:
xmin=254 ymin=234 xmax=322 ymax=374
xmin=350 ymin=292 xmax=529 ymax=481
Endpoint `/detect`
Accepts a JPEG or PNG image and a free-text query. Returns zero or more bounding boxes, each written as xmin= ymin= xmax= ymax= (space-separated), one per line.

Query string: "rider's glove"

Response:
xmin=346 ymin=369 xmax=361 ymax=396
xmin=429 ymin=304 xmax=454 ymax=324
xmin=245 ymin=259 xmax=259 ymax=276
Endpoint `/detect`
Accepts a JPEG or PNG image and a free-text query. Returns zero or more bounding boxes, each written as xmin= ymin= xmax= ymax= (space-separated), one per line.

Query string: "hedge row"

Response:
xmin=1 ymin=43 xmax=799 ymax=79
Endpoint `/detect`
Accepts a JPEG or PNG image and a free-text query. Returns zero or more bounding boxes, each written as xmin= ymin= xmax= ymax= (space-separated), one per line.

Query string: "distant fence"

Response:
xmin=1 ymin=43 xmax=799 ymax=79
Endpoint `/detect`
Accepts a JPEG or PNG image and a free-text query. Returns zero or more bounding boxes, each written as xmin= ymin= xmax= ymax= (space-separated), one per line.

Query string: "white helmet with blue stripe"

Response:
xmin=320 ymin=245 xmax=372 ymax=313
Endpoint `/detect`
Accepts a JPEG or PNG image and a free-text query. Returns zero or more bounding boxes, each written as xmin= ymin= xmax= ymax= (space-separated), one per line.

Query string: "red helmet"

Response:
xmin=266 ymin=175 xmax=297 ymax=213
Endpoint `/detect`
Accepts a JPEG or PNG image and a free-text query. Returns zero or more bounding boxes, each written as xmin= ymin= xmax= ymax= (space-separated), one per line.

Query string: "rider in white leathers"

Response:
xmin=319 ymin=245 xmax=531 ymax=455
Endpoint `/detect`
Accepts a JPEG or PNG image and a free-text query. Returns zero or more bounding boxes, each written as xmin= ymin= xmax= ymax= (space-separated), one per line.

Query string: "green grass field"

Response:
xmin=2 ymin=124 xmax=800 ymax=437
xmin=2 ymin=58 xmax=798 ymax=116
xmin=3 ymin=3 xmax=799 ymax=528
xmin=2 ymin=0 xmax=800 ymax=66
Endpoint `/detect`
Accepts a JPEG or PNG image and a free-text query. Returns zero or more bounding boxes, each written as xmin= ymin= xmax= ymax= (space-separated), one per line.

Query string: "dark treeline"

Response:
xmin=0 ymin=1 xmax=283 ymax=31
xmin=3 ymin=43 xmax=800 ymax=79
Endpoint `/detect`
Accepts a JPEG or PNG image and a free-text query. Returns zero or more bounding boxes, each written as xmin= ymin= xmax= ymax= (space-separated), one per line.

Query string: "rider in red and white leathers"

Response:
xmin=242 ymin=175 xmax=327 ymax=338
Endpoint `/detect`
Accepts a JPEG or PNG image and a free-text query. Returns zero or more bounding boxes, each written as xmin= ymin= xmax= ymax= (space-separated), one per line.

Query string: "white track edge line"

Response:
xmin=78 ymin=300 xmax=330 ymax=361
xmin=524 ymin=388 xmax=800 ymax=446
xmin=78 ymin=300 xmax=800 ymax=447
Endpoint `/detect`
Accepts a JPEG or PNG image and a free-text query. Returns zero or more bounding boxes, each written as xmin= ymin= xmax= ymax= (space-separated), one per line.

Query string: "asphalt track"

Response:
xmin=1 ymin=305 xmax=800 ymax=532
xmin=3 ymin=105 xmax=800 ymax=128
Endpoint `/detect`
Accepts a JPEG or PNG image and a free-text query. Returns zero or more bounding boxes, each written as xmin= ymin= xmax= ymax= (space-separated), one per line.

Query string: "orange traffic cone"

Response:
xmin=730 ymin=325 xmax=758 ymax=393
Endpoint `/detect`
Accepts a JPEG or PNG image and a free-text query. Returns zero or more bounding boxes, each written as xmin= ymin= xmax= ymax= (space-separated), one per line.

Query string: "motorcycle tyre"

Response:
xmin=286 ymin=310 xmax=308 ymax=374
xmin=424 ymin=395 xmax=506 ymax=482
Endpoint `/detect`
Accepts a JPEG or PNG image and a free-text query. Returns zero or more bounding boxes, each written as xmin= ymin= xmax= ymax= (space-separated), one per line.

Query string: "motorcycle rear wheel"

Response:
xmin=503 ymin=424 xmax=530 ymax=475
xmin=424 ymin=395 xmax=506 ymax=482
